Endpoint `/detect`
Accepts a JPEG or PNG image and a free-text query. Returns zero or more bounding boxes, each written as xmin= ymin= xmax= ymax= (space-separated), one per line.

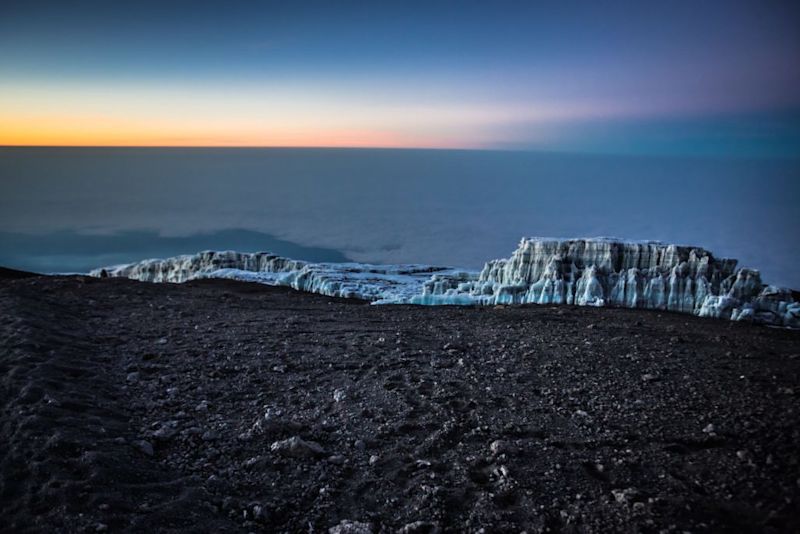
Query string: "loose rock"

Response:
xmin=329 ymin=520 xmax=373 ymax=534
xmin=133 ymin=440 xmax=154 ymax=457
xmin=271 ymin=436 xmax=325 ymax=458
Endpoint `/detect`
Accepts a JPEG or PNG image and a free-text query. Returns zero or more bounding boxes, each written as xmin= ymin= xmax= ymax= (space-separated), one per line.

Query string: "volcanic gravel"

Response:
xmin=1 ymin=274 xmax=799 ymax=533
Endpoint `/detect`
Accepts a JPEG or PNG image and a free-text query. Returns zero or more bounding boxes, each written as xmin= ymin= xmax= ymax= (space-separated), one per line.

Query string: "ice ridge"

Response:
xmin=91 ymin=238 xmax=799 ymax=327
xmin=91 ymin=250 xmax=463 ymax=304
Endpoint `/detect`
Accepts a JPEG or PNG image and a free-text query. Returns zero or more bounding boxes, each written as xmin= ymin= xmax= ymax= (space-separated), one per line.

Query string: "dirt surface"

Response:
xmin=1 ymin=274 xmax=799 ymax=533
xmin=0 ymin=267 xmax=38 ymax=280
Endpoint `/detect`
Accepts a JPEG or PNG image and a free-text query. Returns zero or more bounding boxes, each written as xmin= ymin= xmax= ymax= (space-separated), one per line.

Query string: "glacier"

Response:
xmin=91 ymin=250 xmax=469 ymax=304
xmin=91 ymin=238 xmax=799 ymax=328
xmin=412 ymin=237 xmax=799 ymax=327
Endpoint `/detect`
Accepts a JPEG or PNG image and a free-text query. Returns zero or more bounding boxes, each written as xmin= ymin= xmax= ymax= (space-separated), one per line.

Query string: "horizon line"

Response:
xmin=2 ymin=144 xmax=798 ymax=161
xmin=0 ymin=143 xmax=496 ymax=151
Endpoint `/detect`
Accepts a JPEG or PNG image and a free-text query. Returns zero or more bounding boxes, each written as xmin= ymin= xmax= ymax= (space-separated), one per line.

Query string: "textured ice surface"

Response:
xmin=92 ymin=250 xmax=464 ymax=304
xmin=92 ymin=238 xmax=798 ymax=327
xmin=413 ymin=237 xmax=798 ymax=327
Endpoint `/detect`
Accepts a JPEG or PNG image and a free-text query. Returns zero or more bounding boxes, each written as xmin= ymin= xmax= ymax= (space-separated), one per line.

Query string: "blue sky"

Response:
xmin=1 ymin=0 xmax=798 ymax=155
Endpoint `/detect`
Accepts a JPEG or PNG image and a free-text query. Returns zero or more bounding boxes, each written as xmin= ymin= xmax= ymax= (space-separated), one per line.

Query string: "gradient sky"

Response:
xmin=1 ymin=0 xmax=799 ymax=155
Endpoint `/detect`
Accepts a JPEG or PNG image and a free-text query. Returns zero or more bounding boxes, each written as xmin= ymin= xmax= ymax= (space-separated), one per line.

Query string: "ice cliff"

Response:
xmin=91 ymin=238 xmax=799 ymax=327
xmin=92 ymin=250 xmax=464 ymax=304
xmin=414 ymin=237 xmax=799 ymax=327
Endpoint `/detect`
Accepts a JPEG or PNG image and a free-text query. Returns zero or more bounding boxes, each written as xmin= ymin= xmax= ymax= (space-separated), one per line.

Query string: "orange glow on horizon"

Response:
xmin=0 ymin=114 xmax=475 ymax=149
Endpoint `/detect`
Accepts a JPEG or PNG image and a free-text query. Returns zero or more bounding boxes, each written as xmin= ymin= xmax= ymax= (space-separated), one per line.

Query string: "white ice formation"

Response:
xmin=91 ymin=238 xmax=799 ymax=327
xmin=91 ymin=250 xmax=466 ymax=304
xmin=413 ymin=237 xmax=799 ymax=327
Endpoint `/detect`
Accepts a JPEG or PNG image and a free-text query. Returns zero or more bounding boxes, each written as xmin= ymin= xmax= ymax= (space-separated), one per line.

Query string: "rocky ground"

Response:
xmin=1 ymin=273 xmax=799 ymax=533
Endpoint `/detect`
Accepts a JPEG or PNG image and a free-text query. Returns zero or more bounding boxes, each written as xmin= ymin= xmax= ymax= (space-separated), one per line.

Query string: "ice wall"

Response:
xmin=91 ymin=238 xmax=799 ymax=327
xmin=95 ymin=251 xmax=306 ymax=284
xmin=91 ymin=250 xmax=462 ymax=303
xmin=417 ymin=237 xmax=799 ymax=327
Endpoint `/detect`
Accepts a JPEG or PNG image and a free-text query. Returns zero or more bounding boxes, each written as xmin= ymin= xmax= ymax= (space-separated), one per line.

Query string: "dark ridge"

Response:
xmin=0 ymin=266 xmax=40 ymax=279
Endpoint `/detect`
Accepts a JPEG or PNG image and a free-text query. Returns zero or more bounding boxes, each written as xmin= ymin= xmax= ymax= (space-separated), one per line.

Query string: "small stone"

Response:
xmin=398 ymin=521 xmax=441 ymax=534
xmin=489 ymin=440 xmax=513 ymax=455
xmin=574 ymin=410 xmax=589 ymax=417
xmin=205 ymin=474 xmax=223 ymax=490
xmin=369 ymin=454 xmax=380 ymax=465
xmin=201 ymin=430 xmax=219 ymax=441
xmin=153 ymin=424 xmax=177 ymax=441
xmin=641 ymin=373 xmax=658 ymax=382
xmin=333 ymin=389 xmax=347 ymax=402
xmin=95 ymin=523 xmax=108 ymax=532
xmin=702 ymin=423 xmax=716 ymax=434
xmin=271 ymin=436 xmax=326 ymax=458
xmin=328 ymin=455 xmax=346 ymax=465
xmin=354 ymin=439 xmax=366 ymax=451
xmin=133 ymin=440 xmax=154 ymax=456
xmin=243 ymin=456 xmax=261 ymax=468
xmin=611 ymin=487 xmax=639 ymax=504
xmin=156 ymin=337 xmax=168 ymax=345
xmin=126 ymin=372 xmax=140 ymax=383
xmin=329 ymin=520 xmax=373 ymax=534
xmin=195 ymin=400 xmax=209 ymax=412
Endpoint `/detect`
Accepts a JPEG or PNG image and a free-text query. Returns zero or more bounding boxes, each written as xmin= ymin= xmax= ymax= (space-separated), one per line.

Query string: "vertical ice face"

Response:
xmin=436 ymin=237 xmax=733 ymax=310
xmin=97 ymin=250 xmax=307 ymax=283
xmin=417 ymin=237 xmax=797 ymax=327
xmin=91 ymin=237 xmax=798 ymax=327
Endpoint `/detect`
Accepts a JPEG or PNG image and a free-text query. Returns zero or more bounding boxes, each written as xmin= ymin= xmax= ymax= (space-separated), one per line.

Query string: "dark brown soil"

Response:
xmin=1 ymin=275 xmax=799 ymax=533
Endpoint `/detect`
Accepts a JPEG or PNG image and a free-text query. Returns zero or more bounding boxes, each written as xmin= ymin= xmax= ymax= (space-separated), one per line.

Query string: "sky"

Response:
xmin=1 ymin=0 xmax=799 ymax=156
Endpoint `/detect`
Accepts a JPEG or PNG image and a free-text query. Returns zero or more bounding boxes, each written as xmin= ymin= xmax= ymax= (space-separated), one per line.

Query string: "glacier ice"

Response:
xmin=411 ymin=237 xmax=798 ymax=327
xmin=91 ymin=238 xmax=799 ymax=328
xmin=92 ymin=250 xmax=465 ymax=304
